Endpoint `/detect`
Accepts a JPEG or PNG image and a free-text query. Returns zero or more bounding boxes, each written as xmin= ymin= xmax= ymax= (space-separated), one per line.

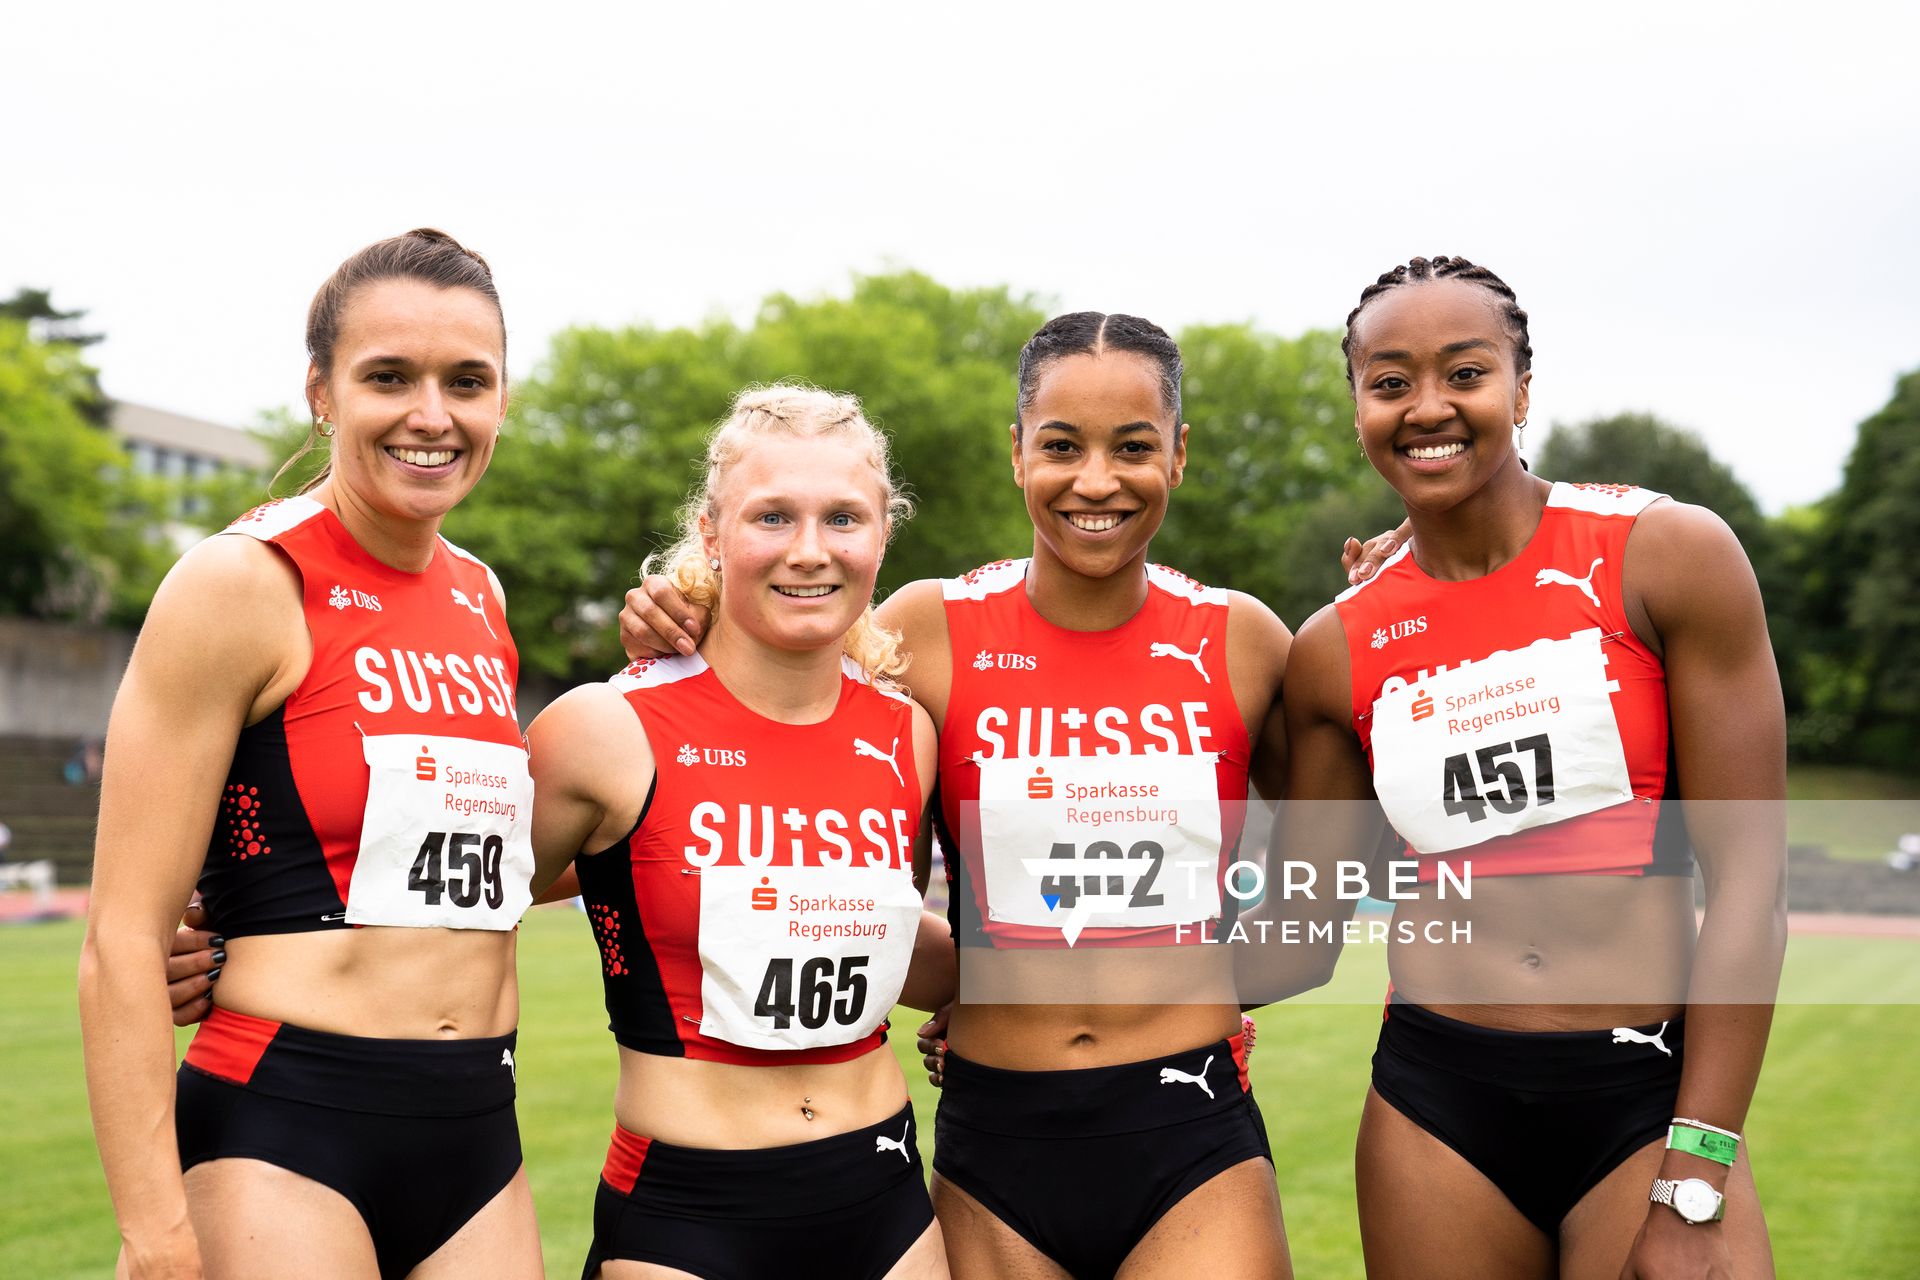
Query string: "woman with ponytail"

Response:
xmin=528 ymin=384 xmax=951 ymax=1279
xmin=621 ymin=319 xmax=1312 ymax=1279
xmin=82 ymin=230 xmax=548 ymax=1279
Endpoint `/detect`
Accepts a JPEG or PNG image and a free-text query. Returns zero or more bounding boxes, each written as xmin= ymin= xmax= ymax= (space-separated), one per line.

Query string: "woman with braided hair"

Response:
xmin=621 ymin=314 xmax=1325 ymax=1278
xmin=1282 ymin=255 xmax=1785 ymax=1276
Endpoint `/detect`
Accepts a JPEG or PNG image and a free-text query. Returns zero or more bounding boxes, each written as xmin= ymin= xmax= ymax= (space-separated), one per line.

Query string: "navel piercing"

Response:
xmin=801 ymin=1095 xmax=815 ymax=1121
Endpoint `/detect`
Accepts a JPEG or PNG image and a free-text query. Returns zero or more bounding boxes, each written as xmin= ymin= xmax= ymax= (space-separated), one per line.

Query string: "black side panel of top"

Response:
xmin=197 ymin=705 xmax=346 ymax=936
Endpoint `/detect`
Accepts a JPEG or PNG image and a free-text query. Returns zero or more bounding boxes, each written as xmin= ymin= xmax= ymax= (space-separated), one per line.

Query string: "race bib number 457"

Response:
xmin=977 ymin=753 xmax=1223 ymax=944
xmin=1368 ymin=631 xmax=1634 ymax=854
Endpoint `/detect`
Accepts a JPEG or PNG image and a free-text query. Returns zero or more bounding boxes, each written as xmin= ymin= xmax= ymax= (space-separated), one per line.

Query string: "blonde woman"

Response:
xmin=528 ymin=386 xmax=950 ymax=1279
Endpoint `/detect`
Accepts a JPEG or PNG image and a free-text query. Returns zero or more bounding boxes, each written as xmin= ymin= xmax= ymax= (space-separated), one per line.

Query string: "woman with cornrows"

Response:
xmin=624 ymin=314 xmax=1308 ymax=1279
xmin=1285 ymin=255 xmax=1785 ymax=1277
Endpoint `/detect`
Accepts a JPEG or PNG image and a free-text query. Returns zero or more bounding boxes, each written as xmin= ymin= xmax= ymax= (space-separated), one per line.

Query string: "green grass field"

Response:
xmin=6 ymin=911 xmax=1918 ymax=1278
xmin=1786 ymin=765 xmax=1920 ymax=861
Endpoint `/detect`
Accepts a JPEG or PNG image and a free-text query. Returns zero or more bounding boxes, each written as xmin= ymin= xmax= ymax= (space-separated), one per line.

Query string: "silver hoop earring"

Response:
xmin=708 ymin=557 xmax=721 ymax=572
xmin=315 ymin=416 xmax=335 ymax=439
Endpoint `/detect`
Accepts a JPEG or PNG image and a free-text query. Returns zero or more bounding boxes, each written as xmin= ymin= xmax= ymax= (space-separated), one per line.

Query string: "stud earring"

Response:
xmin=708 ymin=557 xmax=721 ymax=572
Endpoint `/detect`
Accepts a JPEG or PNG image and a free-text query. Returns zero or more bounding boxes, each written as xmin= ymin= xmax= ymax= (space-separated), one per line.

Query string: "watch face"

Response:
xmin=1674 ymin=1180 xmax=1720 ymax=1222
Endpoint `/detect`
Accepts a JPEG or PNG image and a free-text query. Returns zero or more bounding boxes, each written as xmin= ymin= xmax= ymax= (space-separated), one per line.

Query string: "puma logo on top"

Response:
xmin=1610 ymin=1021 xmax=1671 ymax=1058
xmin=501 ymin=1048 xmax=517 ymax=1081
xmin=853 ymin=736 xmax=903 ymax=786
xmin=1158 ymin=1055 xmax=1215 ymax=1099
xmin=1148 ymin=638 xmax=1210 ymax=683
xmin=1534 ymin=557 xmax=1604 ymax=609
xmin=450 ymin=586 xmax=498 ymax=638
xmin=874 ymin=1120 xmax=912 ymax=1162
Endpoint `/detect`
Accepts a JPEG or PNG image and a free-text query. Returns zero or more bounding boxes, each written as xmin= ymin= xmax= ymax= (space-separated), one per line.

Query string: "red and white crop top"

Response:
xmin=577 ymin=652 xmax=923 ymax=1065
xmin=199 ymin=497 xmax=533 ymax=935
xmin=937 ymin=560 xmax=1253 ymax=948
xmin=1337 ymin=483 xmax=1689 ymax=881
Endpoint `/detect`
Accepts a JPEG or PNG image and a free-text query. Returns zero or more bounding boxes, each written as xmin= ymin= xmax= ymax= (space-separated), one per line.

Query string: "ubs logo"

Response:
xmin=329 ymin=585 xmax=383 ymax=612
xmin=1372 ymin=616 xmax=1427 ymax=649
xmin=973 ymin=650 xmax=1038 ymax=671
xmin=677 ymin=744 xmax=748 ymax=767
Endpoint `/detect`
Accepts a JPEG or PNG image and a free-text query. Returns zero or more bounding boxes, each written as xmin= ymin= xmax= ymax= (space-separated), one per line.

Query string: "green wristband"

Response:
xmin=1667 ymin=1123 xmax=1739 ymax=1166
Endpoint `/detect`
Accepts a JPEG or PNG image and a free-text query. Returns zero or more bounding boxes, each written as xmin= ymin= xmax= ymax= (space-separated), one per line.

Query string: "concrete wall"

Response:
xmin=0 ymin=617 xmax=136 ymax=738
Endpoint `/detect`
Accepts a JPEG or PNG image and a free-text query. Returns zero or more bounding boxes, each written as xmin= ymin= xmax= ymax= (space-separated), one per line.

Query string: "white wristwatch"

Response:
xmin=1649 ymin=1177 xmax=1726 ymax=1224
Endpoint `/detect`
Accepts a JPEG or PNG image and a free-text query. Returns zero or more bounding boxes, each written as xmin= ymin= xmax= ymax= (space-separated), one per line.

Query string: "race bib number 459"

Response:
xmin=977 ymin=754 xmax=1222 ymax=944
xmin=1368 ymin=631 xmax=1634 ymax=854
xmin=347 ymin=734 xmax=535 ymax=929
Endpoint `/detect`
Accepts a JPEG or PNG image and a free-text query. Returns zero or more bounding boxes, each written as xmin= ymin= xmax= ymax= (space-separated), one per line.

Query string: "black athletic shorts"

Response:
xmin=1370 ymin=997 xmax=1685 ymax=1233
xmin=176 ymin=1006 xmax=522 ymax=1279
xmin=934 ymin=1032 xmax=1272 ymax=1279
xmin=582 ymin=1101 xmax=933 ymax=1280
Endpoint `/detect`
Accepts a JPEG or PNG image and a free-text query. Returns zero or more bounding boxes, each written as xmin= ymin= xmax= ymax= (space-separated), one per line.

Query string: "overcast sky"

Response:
xmin=8 ymin=1 xmax=1916 ymax=513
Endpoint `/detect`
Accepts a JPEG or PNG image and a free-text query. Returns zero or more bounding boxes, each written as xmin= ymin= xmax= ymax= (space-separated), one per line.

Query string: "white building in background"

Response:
xmin=112 ymin=400 xmax=269 ymax=482
xmin=111 ymin=400 xmax=271 ymax=544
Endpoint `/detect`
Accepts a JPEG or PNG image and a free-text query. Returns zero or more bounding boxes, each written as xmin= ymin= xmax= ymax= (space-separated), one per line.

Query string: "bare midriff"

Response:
xmin=217 ymin=927 xmax=519 ymax=1039
xmin=1388 ymin=872 xmax=1694 ymax=1032
xmin=946 ymin=945 xmax=1241 ymax=1070
xmin=614 ymin=1045 xmax=908 ymax=1148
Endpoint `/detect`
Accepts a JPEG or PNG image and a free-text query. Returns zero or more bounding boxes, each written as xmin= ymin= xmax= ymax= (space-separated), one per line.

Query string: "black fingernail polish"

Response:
xmin=207 ymin=967 xmax=221 ymax=981
xmin=211 ymin=936 xmax=225 ymax=947
xmin=211 ymin=950 xmax=227 ymax=964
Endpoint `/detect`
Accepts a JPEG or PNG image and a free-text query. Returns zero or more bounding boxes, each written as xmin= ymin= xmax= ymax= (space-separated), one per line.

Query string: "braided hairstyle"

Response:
xmin=1015 ymin=312 xmax=1182 ymax=439
xmin=1341 ymin=256 xmax=1531 ymax=389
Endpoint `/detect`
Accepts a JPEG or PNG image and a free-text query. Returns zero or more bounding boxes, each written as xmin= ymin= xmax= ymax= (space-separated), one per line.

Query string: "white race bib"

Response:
xmin=696 ymin=863 xmax=921 ymax=1051
xmin=347 ymin=734 xmax=535 ymax=929
xmin=1368 ymin=630 xmax=1634 ymax=854
xmin=977 ymin=753 xmax=1222 ymax=944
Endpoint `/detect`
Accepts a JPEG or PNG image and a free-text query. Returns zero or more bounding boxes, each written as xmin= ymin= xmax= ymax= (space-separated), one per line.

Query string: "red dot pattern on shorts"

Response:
xmin=221 ymin=783 xmax=272 ymax=859
xmin=588 ymin=902 xmax=628 ymax=977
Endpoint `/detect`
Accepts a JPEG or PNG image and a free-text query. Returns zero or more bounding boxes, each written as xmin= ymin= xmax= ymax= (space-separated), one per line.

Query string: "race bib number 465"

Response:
xmin=696 ymin=864 xmax=921 ymax=1051
xmin=1368 ymin=631 xmax=1634 ymax=854
xmin=347 ymin=734 xmax=535 ymax=929
xmin=977 ymin=753 xmax=1222 ymax=944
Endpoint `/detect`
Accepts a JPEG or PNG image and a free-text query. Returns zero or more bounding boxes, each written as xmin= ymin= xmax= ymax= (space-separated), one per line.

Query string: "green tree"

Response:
xmin=0 ymin=317 xmax=170 ymax=622
xmin=444 ymin=272 xmax=1043 ymax=683
xmin=1794 ymin=370 xmax=1920 ymax=767
xmin=0 ymin=287 xmax=108 ymax=425
xmin=1532 ymin=411 xmax=1824 ymax=744
xmin=1156 ymin=325 xmax=1383 ymax=624
xmin=1535 ymin=413 xmax=1771 ymax=556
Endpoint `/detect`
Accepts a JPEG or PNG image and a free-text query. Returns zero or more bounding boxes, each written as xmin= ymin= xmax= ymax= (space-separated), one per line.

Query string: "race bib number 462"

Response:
xmin=346 ymin=734 xmax=535 ymax=930
xmin=976 ymin=753 xmax=1222 ymax=944
xmin=1368 ymin=631 xmax=1634 ymax=854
